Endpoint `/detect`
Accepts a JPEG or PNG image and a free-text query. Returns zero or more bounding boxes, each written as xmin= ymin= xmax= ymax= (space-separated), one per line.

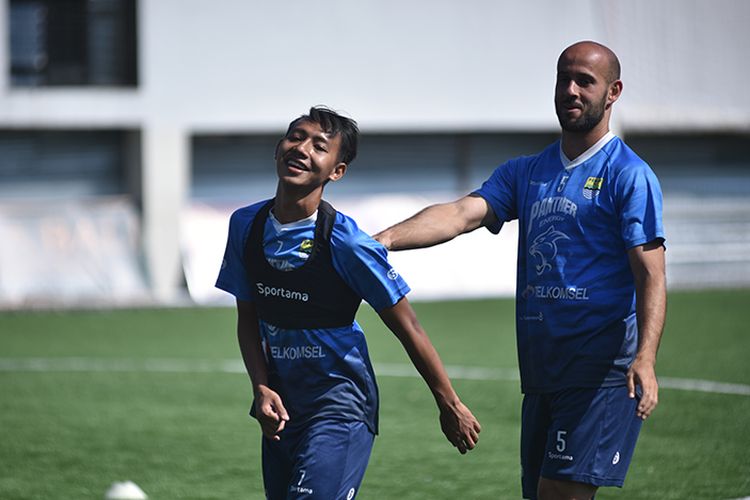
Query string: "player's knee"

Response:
xmin=537 ymin=477 xmax=597 ymax=500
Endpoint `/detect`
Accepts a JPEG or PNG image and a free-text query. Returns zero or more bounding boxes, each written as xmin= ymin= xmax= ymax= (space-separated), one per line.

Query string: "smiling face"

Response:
xmin=554 ymin=42 xmax=621 ymax=133
xmin=275 ymin=119 xmax=347 ymax=190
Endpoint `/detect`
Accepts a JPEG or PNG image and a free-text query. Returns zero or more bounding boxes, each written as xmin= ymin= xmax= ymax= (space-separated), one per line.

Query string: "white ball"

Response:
xmin=104 ymin=481 xmax=148 ymax=500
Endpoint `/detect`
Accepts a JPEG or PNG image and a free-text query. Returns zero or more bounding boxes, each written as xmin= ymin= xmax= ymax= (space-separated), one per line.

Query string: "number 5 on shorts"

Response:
xmin=556 ymin=430 xmax=567 ymax=452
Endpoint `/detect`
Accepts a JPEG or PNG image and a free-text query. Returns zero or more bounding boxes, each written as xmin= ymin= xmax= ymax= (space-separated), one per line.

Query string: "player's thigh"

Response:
xmin=288 ymin=419 xmax=375 ymax=500
xmin=262 ymin=431 xmax=298 ymax=500
xmin=521 ymin=393 xmax=553 ymax=499
xmin=540 ymin=386 xmax=642 ymax=489
xmin=537 ymin=476 xmax=597 ymax=500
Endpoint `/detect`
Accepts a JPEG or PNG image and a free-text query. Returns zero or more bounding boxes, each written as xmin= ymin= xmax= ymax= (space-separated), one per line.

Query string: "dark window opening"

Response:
xmin=9 ymin=0 xmax=138 ymax=86
xmin=0 ymin=129 xmax=140 ymax=199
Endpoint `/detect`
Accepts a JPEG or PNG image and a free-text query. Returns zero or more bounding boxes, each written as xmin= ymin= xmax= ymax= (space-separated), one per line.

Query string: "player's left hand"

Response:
xmin=627 ymin=356 xmax=659 ymax=420
xmin=438 ymin=399 xmax=481 ymax=454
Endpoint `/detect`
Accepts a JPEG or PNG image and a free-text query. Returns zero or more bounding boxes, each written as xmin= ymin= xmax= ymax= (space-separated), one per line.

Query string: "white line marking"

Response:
xmin=659 ymin=377 xmax=750 ymax=397
xmin=1 ymin=358 xmax=749 ymax=397
xmin=0 ymin=357 xmax=243 ymax=374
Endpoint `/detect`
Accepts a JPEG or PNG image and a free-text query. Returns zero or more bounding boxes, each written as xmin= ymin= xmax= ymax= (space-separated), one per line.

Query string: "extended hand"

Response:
xmin=439 ymin=400 xmax=482 ymax=454
xmin=627 ymin=357 xmax=659 ymax=420
xmin=254 ymin=386 xmax=290 ymax=441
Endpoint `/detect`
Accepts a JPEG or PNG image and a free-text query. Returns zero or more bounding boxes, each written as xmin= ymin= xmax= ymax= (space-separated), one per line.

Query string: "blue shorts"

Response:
xmin=520 ymin=386 xmax=642 ymax=499
xmin=262 ymin=419 xmax=375 ymax=500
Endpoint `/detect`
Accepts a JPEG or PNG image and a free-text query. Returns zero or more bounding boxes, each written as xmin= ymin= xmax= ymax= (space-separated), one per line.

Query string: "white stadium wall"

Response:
xmin=0 ymin=0 xmax=748 ymax=306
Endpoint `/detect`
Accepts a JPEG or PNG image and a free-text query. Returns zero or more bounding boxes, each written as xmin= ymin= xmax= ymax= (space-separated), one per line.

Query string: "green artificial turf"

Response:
xmin=0 ymin=290 xmax=748 ymax=499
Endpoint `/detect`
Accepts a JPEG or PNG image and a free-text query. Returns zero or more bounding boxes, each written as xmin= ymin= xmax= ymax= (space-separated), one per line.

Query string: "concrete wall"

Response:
xmin=1 ymin=0 xmax=748 ymax=303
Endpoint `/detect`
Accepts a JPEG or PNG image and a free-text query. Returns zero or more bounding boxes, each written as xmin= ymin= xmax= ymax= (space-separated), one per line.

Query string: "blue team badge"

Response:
xmin=583 ymin=176 xmax=604 ymax=199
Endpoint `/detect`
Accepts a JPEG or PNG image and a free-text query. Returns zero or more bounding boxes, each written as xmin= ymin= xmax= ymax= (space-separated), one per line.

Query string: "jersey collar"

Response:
xmin=269 ymin=209 xmax=317 ymax=232
xmin=560 ymin=131 xmax=616 ymax=171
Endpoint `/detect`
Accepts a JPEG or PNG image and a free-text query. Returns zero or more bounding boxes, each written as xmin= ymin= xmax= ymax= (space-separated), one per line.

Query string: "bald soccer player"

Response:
xmin=375 ymin=41 xmax=666 ymax=500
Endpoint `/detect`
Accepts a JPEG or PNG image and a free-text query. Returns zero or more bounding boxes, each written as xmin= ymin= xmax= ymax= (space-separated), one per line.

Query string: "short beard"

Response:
xmin=556 ymin=94 xmax=607 ymax=133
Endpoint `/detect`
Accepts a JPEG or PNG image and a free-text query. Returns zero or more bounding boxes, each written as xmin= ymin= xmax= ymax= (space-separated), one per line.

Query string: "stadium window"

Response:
xmin=9 ymin=0 xmax=138 ymax=86
xmin=0 ymin=129 xmax=140 ymax=199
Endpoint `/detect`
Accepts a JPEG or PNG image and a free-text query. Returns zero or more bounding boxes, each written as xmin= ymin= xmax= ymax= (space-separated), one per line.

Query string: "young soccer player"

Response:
xmin=216 ymin=106 xmax=481 ymax=499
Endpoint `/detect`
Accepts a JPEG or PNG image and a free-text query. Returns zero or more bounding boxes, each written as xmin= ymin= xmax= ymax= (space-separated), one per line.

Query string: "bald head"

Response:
xmin=559 ymin=41 xmax=621 ymax=84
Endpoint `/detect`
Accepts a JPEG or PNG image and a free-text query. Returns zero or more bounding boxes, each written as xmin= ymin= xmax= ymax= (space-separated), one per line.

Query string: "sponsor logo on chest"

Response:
xmin=256 ymin=282 xmax=309 ymax=302
xmin=528 ymin=196 xmax=578 ymax=234
xmin=270 ymin=345 xmax=326 ymax=360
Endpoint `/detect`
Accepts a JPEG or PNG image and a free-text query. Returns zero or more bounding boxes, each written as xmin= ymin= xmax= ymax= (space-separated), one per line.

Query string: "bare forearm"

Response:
xmin=629 ymin=243 xmax=667 ymax=362
xmin=379 ymin=297 xmax=481 ymax=452
xmin=235 ymin=300 xmax=290 ymax=436
xmin=626 ymin=242 xmax=666 ymax=419
xmin=380 ymin=300 xmax=458 ymax=406
xmin=236 ymin=300 xmax=270 ymax=392
xmin=375 ymin=196 xmax=491 ymax=251
xmin=375 ymin=204 xmax=463 ymax=251
xmin=238 ymin=332 xmax=268 ymax=390
xmin=406 ymin=332 xmax=459 ymax=405
xmin=634 ymin=272 xmax=666 ymax=362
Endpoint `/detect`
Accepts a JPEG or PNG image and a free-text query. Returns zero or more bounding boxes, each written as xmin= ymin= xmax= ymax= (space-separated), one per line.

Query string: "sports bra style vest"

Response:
xmin=243 ymin=199 xmax=362 ymax=329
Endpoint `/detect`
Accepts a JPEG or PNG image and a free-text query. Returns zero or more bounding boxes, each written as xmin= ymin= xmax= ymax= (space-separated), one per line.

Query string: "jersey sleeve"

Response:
xmin=472 ymin=158 xmax=520 ymax=234
xmin=614 ymin=161 xmax=666 ymax=249
xmin=215 ymin=202 xmax=266 ymax=301
xmin=330 ymin=213 xmax=411 ymax=312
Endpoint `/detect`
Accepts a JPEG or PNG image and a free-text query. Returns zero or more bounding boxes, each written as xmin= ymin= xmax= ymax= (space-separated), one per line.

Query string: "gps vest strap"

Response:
xmin=244 ymin=199 xmax=361 ymax=329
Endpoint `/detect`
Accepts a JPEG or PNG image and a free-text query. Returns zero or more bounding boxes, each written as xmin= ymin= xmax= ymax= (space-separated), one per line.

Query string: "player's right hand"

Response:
xmin=439 ymin=399 xmax=481 ymax=454
xmin=254 ymin=385 xmax=290 ymax=441
xmin=627 ymin=356 xmax=659 ymax=420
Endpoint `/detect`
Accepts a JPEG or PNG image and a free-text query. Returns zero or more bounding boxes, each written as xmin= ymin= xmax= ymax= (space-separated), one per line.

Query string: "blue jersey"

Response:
xmin=216 ymin=200 xmax=410 ymax=433
xmin=474 ymin=133 xmax=665 ymax=393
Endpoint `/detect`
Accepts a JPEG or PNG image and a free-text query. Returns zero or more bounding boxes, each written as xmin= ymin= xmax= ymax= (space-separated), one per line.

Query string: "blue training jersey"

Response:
xmin=216 ymin=200 xmax=410 ymax=433
xmin=474 ymin=133 xmax=665 ymax=393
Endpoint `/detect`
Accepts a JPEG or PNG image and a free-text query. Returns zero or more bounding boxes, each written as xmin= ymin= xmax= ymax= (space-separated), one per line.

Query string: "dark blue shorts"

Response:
xmin=262 ymin=419 xmax=375 ymax=500
xmin=520 ymin=386 xmax=643 ymax=499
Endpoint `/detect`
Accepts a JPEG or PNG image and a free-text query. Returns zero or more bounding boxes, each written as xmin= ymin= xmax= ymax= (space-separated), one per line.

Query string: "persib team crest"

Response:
xmin=583 ymin=176 xmax=603 ymax=199
xmin=299 ymin=239 xmax=314 ymax=254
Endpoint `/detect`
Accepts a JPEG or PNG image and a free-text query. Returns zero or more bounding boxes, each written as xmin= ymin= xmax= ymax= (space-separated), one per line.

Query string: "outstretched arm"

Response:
xmin=236 ymin=299 xmax=289 ymax=440
xmin=374 ymin=194 xmax=496 ymax=251
xmin=378 ymin=297 xmax=482 ymax=454
xmin=626 ymin=240 xmax=667 ymax=420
